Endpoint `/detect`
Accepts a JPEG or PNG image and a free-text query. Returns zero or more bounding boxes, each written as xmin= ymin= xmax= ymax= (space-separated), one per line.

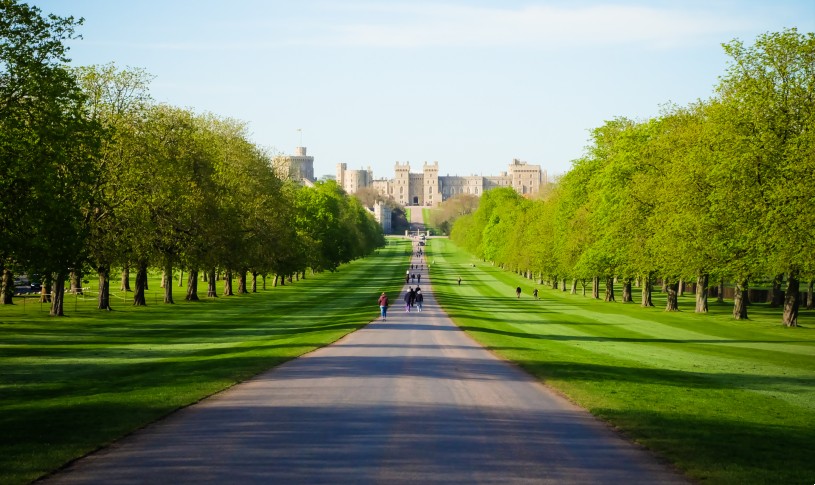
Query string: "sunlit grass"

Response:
xmin=0 ymin=239 xmax=409 ymax=485
xmin=427 ymin=238 xmax=815 ymax=485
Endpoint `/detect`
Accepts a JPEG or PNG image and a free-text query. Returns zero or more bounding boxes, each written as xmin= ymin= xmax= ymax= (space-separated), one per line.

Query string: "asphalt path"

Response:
xmin=43 ymin=227 xmax=687 ymax=484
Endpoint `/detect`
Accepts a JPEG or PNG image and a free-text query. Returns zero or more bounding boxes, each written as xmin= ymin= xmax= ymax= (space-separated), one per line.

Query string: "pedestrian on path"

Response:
xmin=516 ymin=286 xmax=522 ymax=298
xmin=458 ymin=277 xmax=461 ymax=286
xmin=417 ymin=274 xmax=421 ymax=283
xmin=404 ymin=287 xmax=414 ymax=312
xmin=378 ymin=292 xmax=389 ymax=320
xmin=416 ymin=289 xmax=424 ymax=312
xmin=533 ymin=288 xmax=538 ymax=300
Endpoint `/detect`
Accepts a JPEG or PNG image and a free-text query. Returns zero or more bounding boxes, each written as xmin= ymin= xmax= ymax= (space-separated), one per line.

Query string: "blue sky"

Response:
xmin=39 ymin=1 xmax=815 ymax=179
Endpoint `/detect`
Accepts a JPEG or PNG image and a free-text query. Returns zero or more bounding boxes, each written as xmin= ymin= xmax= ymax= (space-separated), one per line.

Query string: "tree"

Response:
xmin=73 ymin=63 xmax=154 ymax=310
xmin=0 ymin=1 xmax=102 ymax=315
xmin=716 ymin=29 xmax=815 ymax=325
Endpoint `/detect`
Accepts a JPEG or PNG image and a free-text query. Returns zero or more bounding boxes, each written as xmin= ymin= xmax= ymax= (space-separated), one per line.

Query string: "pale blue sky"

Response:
xmin=40 ymin=1 xmax=815 ymax=179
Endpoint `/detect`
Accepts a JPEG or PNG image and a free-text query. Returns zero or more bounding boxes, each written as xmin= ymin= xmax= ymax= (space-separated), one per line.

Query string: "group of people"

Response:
xmin=405 ymin=271 xmax=422 ymax=284
xmin=403 ymin=286 xmax=424 ymax=312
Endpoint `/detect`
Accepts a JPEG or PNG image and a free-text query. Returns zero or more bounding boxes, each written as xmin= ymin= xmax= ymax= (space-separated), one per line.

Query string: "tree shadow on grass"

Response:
xmin=458 ymin=325 xmax=806 ymax=346
xmin=587 ymin=407 xmax=815 ymax=484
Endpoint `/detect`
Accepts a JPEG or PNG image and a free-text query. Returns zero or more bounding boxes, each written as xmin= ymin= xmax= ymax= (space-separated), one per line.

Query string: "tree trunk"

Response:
xmin=581 ymin=279 xmax=586 ymax=297
xmin=641 ymin=273 xmax=654 ymax=307
xmin=273 ymin=274 xmax=279 ymax=287
xmin=571 ymin=278 xmax=577 ymax=295
xmin=807 ymin=280 xmax=814 ymax=311
xmin=604 ymin=276 xmax=615 ymax=302
xmin=717 ymin=278 xmax=725 ymax=303
xmin=207 ymin=268 xmax=217 ymax=298
xmin=782 ymin=269 xmax=800 ymax=327
xmin=50 ymin=272 xmax=66 ymax=316
xmin=262 ymin=274 xmax=266 ymax=290
xmin=160 ymin=271 xmax=166 ymax=288
xmin=223 ymin=269 xmax=234 ymax=296
xmin=186 ymin=269 xmax=199 ymax=301
xmin=40 ymin=273 xmax=52 ymax=303
xmin=237 ymin=270 xmax=248 ymax=294
xmin=665 ymin=281 xmax=679 ymax=311
xmin=622 ymin=278 xmax=632 ymax=303
xmin=134 ymin=262 xmax=148 ymax=306
xmin=1 ymin=267 xmax=13 ymax=304
xmin=678 ymin=279 xmax=684 ymax=297
xmin=695 ymin=273 xmax=709 ymax=313
xmin=552 ymin=276 xmax=558 ymax=290
xmin=287 ymin=274 xmax=293 ymax=283
xmin=121 ymin=265 xmax=131 ymax=292
xmin=591 ymin=276 xmax=599 ymax=299
xmin=733 ymin=278 xmax=748 ymax=320
xmin=768 ymin=273 xmax=785 ymax=308
xmin=251 ymin=272 xmax=258 ymax=293
xmin=163 ymin=260 xmax=174 ymax=304
xmin=70 ymin=269 xmax=83 ymax=295
xmin=97 ymin=265 xmax=111 ymax=311
xmin=178 ymin=269 xmax=184 ymax=287
xmin=561 ymin=278 xmax=567 ymax=292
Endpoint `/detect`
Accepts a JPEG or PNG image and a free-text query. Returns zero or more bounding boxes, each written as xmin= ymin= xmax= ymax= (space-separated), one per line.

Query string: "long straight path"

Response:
xmin=44 ymin=212 xmax=686 ymax=484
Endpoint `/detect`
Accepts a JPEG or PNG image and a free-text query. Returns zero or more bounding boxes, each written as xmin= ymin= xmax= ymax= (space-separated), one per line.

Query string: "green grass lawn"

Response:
xmin=0 ymin=239 xmax=409 ymax=485
xmin=427 ymin=238 xmax=815 ymax=485
xmin=421 ymin=207 xmax=434 ymax=233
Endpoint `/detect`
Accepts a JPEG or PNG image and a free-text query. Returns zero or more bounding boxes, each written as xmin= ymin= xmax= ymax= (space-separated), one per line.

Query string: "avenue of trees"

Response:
xmin=0 ymin=1 xmax=384 ymax=316
xmin=451 ymin=29 xmax=814 ymax=327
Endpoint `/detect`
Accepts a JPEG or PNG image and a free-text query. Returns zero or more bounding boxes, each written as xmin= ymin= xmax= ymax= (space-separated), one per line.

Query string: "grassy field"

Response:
xmin=426 ymin=237 xmax=815 ymax=485
xmin=421 ymin=208 xmax=435 ymax=233
xmin=0 ymin=239 xmax=409 ymax=484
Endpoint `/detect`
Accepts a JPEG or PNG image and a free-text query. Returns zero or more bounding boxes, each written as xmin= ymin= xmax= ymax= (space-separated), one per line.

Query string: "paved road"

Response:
xmin=43 ymin=223 xmax=686 ymax=484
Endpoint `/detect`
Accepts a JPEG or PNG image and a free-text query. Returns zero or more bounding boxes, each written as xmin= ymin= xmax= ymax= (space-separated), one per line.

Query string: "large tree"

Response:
xmin=0 ymin=1 xmax=102 ymax=315
xmin=715 ymin=29 xmax=815 ymax=326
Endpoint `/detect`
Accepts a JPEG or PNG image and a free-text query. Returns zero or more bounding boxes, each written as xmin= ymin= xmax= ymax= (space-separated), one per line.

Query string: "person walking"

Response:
xmin=417 ymin=274 xmax=421 ymax=283
xmin=516 ymin=286 xmax=522 ymax=298
xmin=404 ymin=287 xmax=413 ymax=312
xmin=416 ymin=289 xmax=424 ymax=312
xmin=533 ymin=288 xmax=538 ymax=300
xmin=378 ymin=292 xmax=389 ymax=320
xmin=458 ymin=277 xmax=462 ymax=286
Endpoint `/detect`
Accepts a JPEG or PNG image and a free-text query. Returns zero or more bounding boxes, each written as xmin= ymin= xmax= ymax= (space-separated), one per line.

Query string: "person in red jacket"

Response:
xmin=378 ymin=292 xmax=389 ymax=320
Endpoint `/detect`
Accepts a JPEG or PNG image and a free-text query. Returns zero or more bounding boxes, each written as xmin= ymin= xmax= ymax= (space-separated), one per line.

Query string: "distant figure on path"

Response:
xmin=378 ymin=292 xmax=389 ymax=320
xmin=533 ymin=288 xmax=538 ymax=300
xmin=516 ymin=286 xmax=522 ymax=298
xmin=417 ymin=274 xmax=421 ymax=283
xmin=405 ymin=273 xmax=410 ymax=284
xmin=416 ymin=289 xmax=424 ymax=312
xmin=458 ymin=277 xmax=462 ymax=286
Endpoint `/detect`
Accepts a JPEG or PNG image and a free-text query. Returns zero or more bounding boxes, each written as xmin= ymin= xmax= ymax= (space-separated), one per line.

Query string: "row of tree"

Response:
xmin=0 ymin=2 xmax=385 ymax=316
xmin=450 ymin=29 xmax=814 ymax=327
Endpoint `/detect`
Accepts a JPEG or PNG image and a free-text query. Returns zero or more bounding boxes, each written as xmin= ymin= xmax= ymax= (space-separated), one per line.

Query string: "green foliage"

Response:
xmin=1 ymin=6 xmax=384 ymax=312
xmin=450 ymin=29 xmax=815 ymax=324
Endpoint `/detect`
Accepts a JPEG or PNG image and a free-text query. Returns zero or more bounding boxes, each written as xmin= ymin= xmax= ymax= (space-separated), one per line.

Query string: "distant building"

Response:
xmin=277 ymin=146 xmax=315 ymax=184
xmin=370 ymin=201 xmax=392 ymax=234
xmin=337 ymin=159 xmax=547 ymax=206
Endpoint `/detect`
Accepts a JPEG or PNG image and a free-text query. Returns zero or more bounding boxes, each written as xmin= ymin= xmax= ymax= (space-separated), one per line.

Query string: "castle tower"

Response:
xmin=394 ymin=162 xmax=411 ymax=206
xmin=336 ymin=163 xmax=347 ymax=189
xmin=423 ymin=161 xmax=440 ymax=206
